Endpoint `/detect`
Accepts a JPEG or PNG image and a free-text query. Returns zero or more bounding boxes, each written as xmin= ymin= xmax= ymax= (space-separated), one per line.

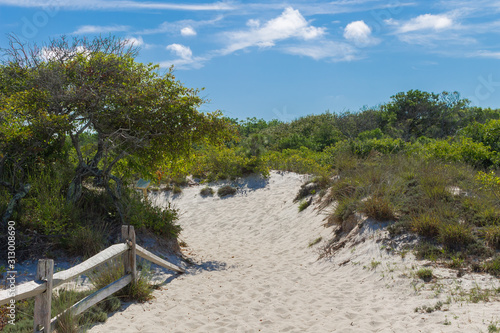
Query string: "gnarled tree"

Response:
xmin=1 ymin=35 xmax=232 ymax=224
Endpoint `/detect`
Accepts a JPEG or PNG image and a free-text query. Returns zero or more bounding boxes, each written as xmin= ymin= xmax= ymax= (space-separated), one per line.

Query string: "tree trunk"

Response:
xmin=2 ymin=183 xmax=31 ymax=226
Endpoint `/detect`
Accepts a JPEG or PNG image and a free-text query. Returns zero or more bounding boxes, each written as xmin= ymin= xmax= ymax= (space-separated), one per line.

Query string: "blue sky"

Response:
xmin=1 ymin=0 xmax=500 ymax=121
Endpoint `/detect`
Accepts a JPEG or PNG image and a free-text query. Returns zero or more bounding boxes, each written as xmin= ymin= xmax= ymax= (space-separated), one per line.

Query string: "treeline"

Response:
xmin=185 ymin=90 xmax=500 ymax=180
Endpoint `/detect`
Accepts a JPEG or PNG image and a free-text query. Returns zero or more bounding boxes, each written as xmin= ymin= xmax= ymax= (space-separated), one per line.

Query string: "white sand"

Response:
xmin=88 ymin=171 xmax=500 ymax=333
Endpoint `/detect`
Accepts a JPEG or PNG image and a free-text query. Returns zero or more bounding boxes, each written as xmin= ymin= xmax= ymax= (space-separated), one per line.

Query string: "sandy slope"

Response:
xmin=88 ymin=171 xmax=500 ymax=333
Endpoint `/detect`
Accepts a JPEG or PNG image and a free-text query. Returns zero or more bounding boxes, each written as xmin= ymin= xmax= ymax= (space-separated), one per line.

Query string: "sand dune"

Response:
xmin=88 ymin=171 xmax=500 ymax=333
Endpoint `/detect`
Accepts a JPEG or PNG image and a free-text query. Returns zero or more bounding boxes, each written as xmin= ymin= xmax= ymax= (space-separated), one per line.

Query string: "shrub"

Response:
xmin=172 ymin=185 xmax=182 ymax=194
xmin=331 ymin=197 xmax=358 ymax=226
xmin=298 ymin=199 xmax=311 ymax=212
xmin=89 ymin=258 xmax=153 ymax=302
xmin=484 ymin=256 xmax=500 ymax=276
xmin=217 ymin=185 xmax=237 ymax=197
xmin=439 ymin=223 xmax=476 ymax=251
xmin=411 ymin=214 xmax=441 ymax=238
xmin=483 ymin=226 xmax=500 ymax=249
xmin=124 ymin=190 xmax=181 ymax=238
xmin=65 ymin=226 xmax=107 ymax=258
xmin=200 ymin=186 xmax=214 ymax=196
xmin=416 ymin=267 xmax=433 ymax=282
xmin=361 ymin=195 xmax=395 ymax=221
xmin=295 ymin=182 xmax=319 ymax=202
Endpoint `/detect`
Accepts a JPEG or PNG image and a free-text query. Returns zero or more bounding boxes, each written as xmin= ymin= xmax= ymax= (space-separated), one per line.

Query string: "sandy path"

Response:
xmin=89 ymin=172 xmax=500 ymax=333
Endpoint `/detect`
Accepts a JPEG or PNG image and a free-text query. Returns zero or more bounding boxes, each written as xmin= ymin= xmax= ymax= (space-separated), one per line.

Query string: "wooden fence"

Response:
xmin=0 ymin=225 xmax=184 ymax=332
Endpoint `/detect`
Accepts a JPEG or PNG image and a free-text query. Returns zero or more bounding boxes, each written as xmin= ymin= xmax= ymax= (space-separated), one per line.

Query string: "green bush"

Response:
xmin=217 ymin=185 xmax=237 ymax=197
xmin=416 ymin=267 xmax=433 ymax=282
xmin=439 ymin=223 xmax=476 ymax=251
xmin=483 ymin=226 xmax=500 ymax=249
xmin=484 ymin=256 xmax=500 ymax=276
xmin=124 ymin=189 xmax=181 ymax=238
xmin=200 ymin=186 xmax=214 ymax=196
xmin=411 ymin=214 xmax=441 ymax=238
xmin=332 ymin=197 xmax=358 ymax=225
xmin=298 ymin=199 xmax=311 ymax=212
xmin=361 ymin=195 xmax=395 ymax=221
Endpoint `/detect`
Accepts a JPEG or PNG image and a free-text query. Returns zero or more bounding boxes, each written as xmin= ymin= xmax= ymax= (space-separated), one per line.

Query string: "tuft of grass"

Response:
xmin=89 ymin=258 xmax=153 ymax=303
xmin=308 ymin=237 xmax=322 ymax=247
xmin=295 ymin=182 xmax=319 ymax=202
xmin=439 ymin=223 xmax=476 ymax=251
xmin=172 ymin=185 xmax=182 ymax=194
xmin=483 ymin=226 xmax=500 ymax=249
xmin=411 ymin=213 xmax=441 ymax=238
xmin=65 ymin=226 xmax=107 ymax=258
xmin=484 ymin=256 xmax=500 ymax=276
xmin=200 ymin=186 xmax=214 ymax=196
xmin=217 ymin=185 xmax=237 ymax=197
xmin=361 ymin=195 xmax=395 ymax=221
xmin=298 ymin=199 xmax=311 ymax=212
xmin=416 ymin=267 xmax=434 ymax=282
xmin=370 ymin=260 xmax=381 ymax=269
xmin=489 ymin=323 xmax=500 ymax=333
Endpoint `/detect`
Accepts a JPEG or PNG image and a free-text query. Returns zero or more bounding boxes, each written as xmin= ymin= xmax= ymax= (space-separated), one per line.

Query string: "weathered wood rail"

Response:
xmin=0 ymin=225 xmax=184 ymax=332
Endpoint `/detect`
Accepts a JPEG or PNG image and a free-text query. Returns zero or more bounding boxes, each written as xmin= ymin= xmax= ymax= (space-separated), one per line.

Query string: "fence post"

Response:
xmin=121 ymin=225 xmax=137 ymax=282
xmin=33 ymin=259 xmax=54 ymax=333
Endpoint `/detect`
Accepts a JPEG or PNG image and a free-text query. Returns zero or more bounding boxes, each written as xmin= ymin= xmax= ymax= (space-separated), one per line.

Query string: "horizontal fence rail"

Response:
xmin=0 ymin=225 xmax=184 ymax=332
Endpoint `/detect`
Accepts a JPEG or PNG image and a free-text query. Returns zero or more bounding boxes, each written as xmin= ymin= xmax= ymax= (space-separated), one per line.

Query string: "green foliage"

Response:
xmin=217 ymin=185 xmax=237 ymax=197
xmin=439 ymin=223 xmax=476 ymax=251
xmin=200 ymin=186 xmax=214 ymax=196
xmin=298 ymin=199 xmax=311 ymax=212
xmin=190 ymin=145 xmax=269 ymax=181
xmin=89 ymin=258 xmax=153 ymax=302
xmin=484 ymin=256 xmax=500 ymax=276
xmin=265 ymin=147 xmax=329 ymax=175
xmin=123 ymin=189 xmax=181 ymax=238
xmin=411 ymin=213 xmax=441 ymax=238
xmin=361 ymin=195 xmax=395 ymax=221
xmin=483 ymin=226 xmax=500 ymax=249
xmin=416 ymin=267 xmax=434 ymax=281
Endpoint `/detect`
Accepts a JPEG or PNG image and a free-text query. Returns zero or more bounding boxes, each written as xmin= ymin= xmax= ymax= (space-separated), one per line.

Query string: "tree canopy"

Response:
xmin=0 ymin=35 xmax=233 ymax=224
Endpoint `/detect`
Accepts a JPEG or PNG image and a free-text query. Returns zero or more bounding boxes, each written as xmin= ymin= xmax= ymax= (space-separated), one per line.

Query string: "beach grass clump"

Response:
xmin=416 ymin=267 xmax=434 ymax=282
xmin=298 ymin=199 xmax=311 ymax=212
xmin=361 ymin=195 xmax=395 ymax=221
xmin=217 ymin=185 xmax=237 ymax=197
xmin=438 ymin=223 xmax=476 ymax=251
xmin=65 ymin=226 xmax=107 ymax=259
xmin=89 ymin=258 xmax=154 ymax=303
xmin=483 ymin=226 xmax=500 ymax=249
xmin=332 ymin=197 xmax=358 ymax=226
xmin=411 ymin=213 xmax=441 ymax=238
xmin=200 ymin=186 xmax=214 ymax=196
xmin=484 ymin=256 xmax=500 ymax=276
xmin=172 ymin=185 xmax=182 ymax=194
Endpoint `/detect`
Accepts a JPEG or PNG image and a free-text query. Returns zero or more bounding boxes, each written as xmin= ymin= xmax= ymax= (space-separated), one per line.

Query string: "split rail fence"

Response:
xmin=0 ymin=225 xmax=184 ymax=332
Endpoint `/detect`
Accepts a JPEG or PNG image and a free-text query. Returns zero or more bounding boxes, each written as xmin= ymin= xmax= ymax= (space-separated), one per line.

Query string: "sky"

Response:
xmin=0 ymin=0 xmax=499 ymax=121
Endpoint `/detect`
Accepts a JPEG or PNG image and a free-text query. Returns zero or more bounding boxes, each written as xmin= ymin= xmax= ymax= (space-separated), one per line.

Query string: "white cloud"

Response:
xmin=139 ymin=16 xmax=223 ymax=35
xmin=285 ymin=41 xmax=357 ymax=62
xmin=164 ymin=43 xmax=207 ymax=69
xmin=470 ymin=50 xmax=500 ymax=59
xmin=124 ymin=36 xmax=144 ymax=47
xmin=343 ymin=20 xmax=379 ymax=46
xmin=0 ymin=0 xmax=235 ymax=11
xmin=222 ymin=7 xmax=325 ymax=54
xmin=390 ymin=14 xmax=454 ymax=33
xmin=72 ymin=25 xmax=129 ymax=35
xmin=40 ymin=46 xmax=89 ymax=62
xmin=181 ymin=27 xmax=197 ymax=36
xmin=166 ymin=43 xmax=193 ymax=59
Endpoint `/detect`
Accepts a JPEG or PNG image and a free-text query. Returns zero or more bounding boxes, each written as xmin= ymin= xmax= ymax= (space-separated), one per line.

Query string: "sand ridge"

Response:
xmin=88 ymin=171 xmax=500 ymax=333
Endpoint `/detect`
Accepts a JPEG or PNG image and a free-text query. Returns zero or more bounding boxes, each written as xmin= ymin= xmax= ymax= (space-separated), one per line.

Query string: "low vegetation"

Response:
xmin=217 ymin=185 xmax=237 ymax=198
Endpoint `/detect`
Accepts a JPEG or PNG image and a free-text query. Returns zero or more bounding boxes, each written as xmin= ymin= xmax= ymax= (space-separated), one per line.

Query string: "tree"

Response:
xmin=1 ymin=35 xmax=233 ymax=223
